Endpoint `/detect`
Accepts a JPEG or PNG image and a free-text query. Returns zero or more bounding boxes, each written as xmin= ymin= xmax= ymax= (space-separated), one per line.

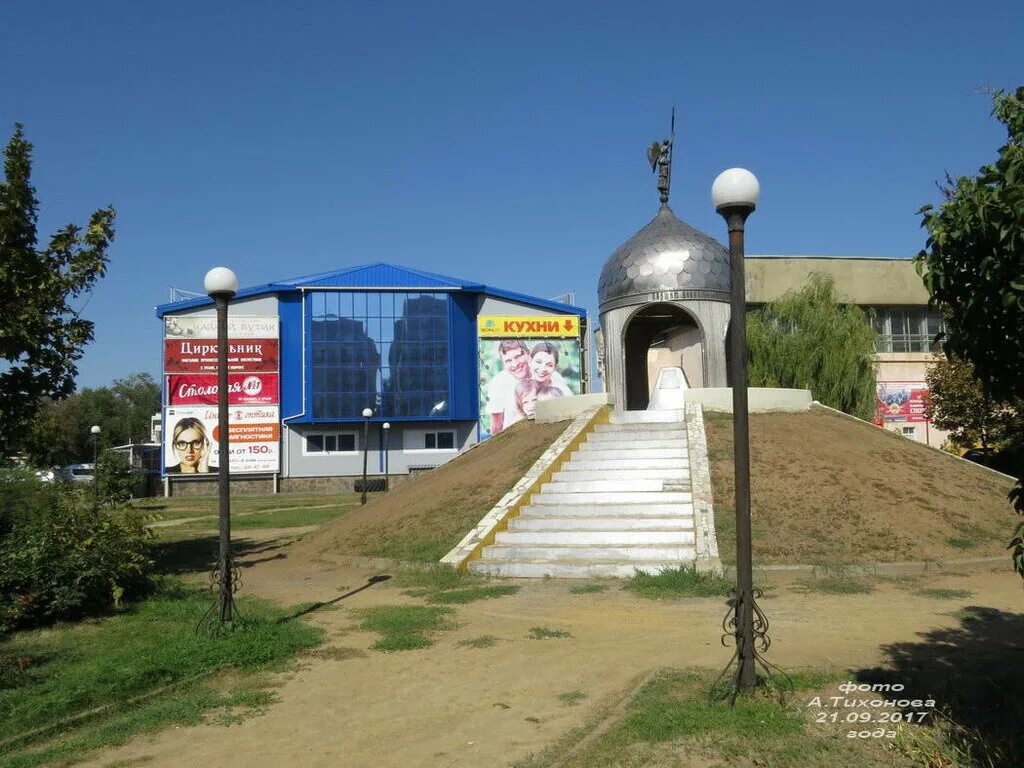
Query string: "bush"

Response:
xmin=96 ymin=448 xmax=136 ymax=506
xmin=0 ymin=472 xmax=153 ymax=634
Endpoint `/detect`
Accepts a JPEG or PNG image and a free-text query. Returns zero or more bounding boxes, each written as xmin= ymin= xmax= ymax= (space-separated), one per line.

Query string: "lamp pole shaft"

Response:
xmin=215 ymin=296 xmax=233 ymax=624
xmin=726 ymin=208 xmax=756 ymax=690
xmin=93 ymin=437 xmax=99 ymax=511
xmin=383 ymin=429 xmax=389 ymax=490
xmin=361 ymin=419 xmax=369 ymax=505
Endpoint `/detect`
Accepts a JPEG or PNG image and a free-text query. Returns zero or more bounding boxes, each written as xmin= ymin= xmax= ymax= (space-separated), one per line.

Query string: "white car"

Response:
xmin=58 ymin=464 xmax=95 ymax=484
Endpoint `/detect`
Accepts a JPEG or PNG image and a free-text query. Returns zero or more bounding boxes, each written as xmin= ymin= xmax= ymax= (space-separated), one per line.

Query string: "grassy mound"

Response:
xmin=297 ymin=418 xmax=571 ymax=563
xmin=705 ymin=406 xmax=1017 ymax=565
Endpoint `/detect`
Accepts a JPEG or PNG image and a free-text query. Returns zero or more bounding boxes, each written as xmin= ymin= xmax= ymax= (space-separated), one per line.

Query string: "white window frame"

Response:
xmin=302 ymin=430 xmax=360 ymax=456
xmin=901 ymin=426 xmax=916 ymax=438
xmin=403 ymin=428 xmax=458 ymax=454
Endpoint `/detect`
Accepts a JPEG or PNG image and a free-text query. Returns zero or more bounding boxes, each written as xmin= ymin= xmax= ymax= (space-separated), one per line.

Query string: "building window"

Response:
xmin=310 ymin=291 xmax=451 ymax=420
xmin=901 ymin=426 xmax=916 ymax=438
xmin=869 ymin=308 xmax=945 ymax=353
xmin=405 ymin=429 xmax=457 ymax=452
xmin=303 ymin=432 xmax=358 ymax=455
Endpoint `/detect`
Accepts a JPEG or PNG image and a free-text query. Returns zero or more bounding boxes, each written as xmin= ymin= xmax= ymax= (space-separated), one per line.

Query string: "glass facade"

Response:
xmin=310 ymin=291 xmax=451 ymax=419
xmin=869 ymin=307 xmax=945 ymax=353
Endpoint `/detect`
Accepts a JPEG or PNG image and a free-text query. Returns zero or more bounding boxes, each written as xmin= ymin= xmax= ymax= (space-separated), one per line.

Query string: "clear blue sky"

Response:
xmin=2 ymin=0 xmax=1021 ymax=388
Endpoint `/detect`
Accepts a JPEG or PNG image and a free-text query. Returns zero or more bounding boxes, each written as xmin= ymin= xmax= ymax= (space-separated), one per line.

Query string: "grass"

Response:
xmin=569 ymin=584 xmax=609 ymax=594
xmin=528 ymin=626 xmax=572 ymax=640
xmin=915 ymin=587 xmax=974 ymax=600
xmin=0 ymin=580 xmax=323 ymax=768
xmin=795 ymin=577 xmax=875 ymax=595
xmin=457 ymin=635 xmax=500 ymax=649
xmin=622 ymin=566 xmax=732 ymax=599
xmin=515 ymin=668 xmax=918 ymax=768
xmin=394 ymin=567 xmax=520 ymax=605
xmin=557 ymin=690 xmax=587 ymax=706
xmin=357 ymin=605 xmax=454 ymax=652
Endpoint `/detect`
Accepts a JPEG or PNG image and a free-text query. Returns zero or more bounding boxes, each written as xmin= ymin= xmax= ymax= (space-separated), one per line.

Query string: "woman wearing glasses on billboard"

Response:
xmin=166 ymin=417 xmax=217 ymax=473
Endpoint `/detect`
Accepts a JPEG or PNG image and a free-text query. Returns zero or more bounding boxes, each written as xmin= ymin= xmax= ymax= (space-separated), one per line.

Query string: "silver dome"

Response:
xmin=598 ymin=205 xmax=731 ymax=309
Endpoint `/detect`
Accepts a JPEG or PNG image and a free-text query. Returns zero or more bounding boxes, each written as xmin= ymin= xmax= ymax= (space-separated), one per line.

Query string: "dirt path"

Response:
xmin=84 ymin=549 xmax=1024 ymax=768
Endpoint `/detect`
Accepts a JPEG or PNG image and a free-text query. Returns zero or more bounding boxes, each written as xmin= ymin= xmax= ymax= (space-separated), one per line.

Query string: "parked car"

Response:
xmin=962 ymin=448 xmax=1021 ymax=478
xmin=58 ymin=464 xmax=95 ymax=484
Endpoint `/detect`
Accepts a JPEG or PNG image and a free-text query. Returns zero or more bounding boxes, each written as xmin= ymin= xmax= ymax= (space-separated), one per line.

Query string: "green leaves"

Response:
xmin=0 ymin=124 xmax=116 ymax=456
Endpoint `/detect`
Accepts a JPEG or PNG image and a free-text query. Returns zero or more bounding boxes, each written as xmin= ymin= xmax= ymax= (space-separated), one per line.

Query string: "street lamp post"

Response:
xmin=712 ymin=168 xmax=762 ymax=695
xmin=382 ymin=422 xmax=390 ymax=491
xmin=90 ymin=425 xmax=101 ymax=510
xmin=361 ymin=408 xmax=373 ymax=504
xmin=204 ymin=266 xmax=239 ymax=626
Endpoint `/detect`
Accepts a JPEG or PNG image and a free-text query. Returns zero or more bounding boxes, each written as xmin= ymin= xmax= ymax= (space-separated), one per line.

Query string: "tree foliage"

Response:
xmin=23 ymin=373 xmax=160 ymax=467
xmin=924 ymin=355 xmax=1017 ymax=451
xmin=747 ymin=273 xmax=878 ymax=420
xmin=0 ymin=124 xmax=116 ymax=458
xmin=914 ymin=86 xmax=1024 ymax=570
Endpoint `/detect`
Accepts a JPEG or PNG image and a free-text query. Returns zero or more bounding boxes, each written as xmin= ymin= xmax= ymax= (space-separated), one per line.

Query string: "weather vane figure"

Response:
xmin=647 ymin=107 xmax=676 ymax=205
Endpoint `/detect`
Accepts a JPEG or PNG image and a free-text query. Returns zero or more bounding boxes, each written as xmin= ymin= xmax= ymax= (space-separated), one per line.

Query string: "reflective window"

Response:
xmin=310 ymin=292 xmax=450 ymax=419
xmin=869 ymin=307 xmax=945 ymax=353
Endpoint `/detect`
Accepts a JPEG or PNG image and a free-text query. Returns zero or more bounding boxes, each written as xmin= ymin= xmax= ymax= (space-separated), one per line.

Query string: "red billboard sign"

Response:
xmin=164 ymin=339 xmax=279 ymax=373
xmin=875 ymin=382 xmax=930 ymax=423
xmin=168 ymin=373 xmax=279 ymax=406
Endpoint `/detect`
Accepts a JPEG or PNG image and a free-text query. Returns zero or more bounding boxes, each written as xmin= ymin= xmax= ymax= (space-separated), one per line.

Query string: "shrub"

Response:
xmin=0 ymin=472 xmax=153 ymax=634
xmin=96 ymin=448 xmax=136 ymax=506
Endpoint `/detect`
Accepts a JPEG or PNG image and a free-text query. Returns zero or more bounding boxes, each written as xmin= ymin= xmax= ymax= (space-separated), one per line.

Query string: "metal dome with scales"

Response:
xmin=597 ymin=121 xmax=732 ymax=410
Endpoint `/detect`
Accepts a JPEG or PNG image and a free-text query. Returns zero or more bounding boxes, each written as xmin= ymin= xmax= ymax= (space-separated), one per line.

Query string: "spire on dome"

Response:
xmin=646 ymin=107 xmax=675 ymax=205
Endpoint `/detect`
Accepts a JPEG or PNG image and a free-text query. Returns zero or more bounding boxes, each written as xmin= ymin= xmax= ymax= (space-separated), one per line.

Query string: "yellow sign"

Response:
xmin=477 ymin=315 xmax=580 ymax=338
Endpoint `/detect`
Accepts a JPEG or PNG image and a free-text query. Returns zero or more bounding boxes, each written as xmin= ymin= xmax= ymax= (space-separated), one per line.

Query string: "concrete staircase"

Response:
xmin=469 ymin=409 xmax=695 ymax=578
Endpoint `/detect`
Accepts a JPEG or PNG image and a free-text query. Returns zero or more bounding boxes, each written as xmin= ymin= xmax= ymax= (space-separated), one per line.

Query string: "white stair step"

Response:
xmin=532 ymin=491 xmax=692 ymax=505
xmin=593 ymin=423 xmax=688 ymax=433
xmin=587 ymin=431 xmax=686 ymax=442
xmin=520 ymin=503 xmax=694 ymax=517
xmin=508 ymin=516 xmax=694 ymax=532
xmin=581 ymin=439 xmax=687 ymax=450
xmin=571 ymin=449 xmax=687 ymax=461
xmin=469 ymin=561 xmax=689 ymax=578
xmin=480 ymin=545 xmax=697 ymax=562
xmin=563 ymin=458 xmax=688 ymax=471
xmin=553 ymin=469 xmax=688 ymax=482
xmin=541 ymin=479 xmax=666 ymax=494
xmin=610 ymin=409 xmax=683 ymax=424
xmin=495 ymin=530 xmax=695 ymax=546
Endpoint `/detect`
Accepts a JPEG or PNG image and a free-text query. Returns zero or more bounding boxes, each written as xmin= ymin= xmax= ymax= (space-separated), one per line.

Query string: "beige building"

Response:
xmin=747 ymin=256 xmax=946 ymax=446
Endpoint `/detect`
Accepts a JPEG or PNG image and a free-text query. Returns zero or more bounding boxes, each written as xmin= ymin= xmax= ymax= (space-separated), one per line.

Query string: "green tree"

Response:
xmin=914 ymin=86 xmax=1024 ymax=570
xmin=746 ymin=273 xmax=878 ymax=420
xmin=24 ymin=373 xmax=159 ymax=467
xmin=0 ymin=124 xmax=116 ymax=459
xmin=924 ymin=355 xmax=1016 ymax=451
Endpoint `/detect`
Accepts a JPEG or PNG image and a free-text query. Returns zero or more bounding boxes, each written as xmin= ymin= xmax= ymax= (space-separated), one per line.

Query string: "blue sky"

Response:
xmin=2 ymin=0 xmax=1021 ymax=387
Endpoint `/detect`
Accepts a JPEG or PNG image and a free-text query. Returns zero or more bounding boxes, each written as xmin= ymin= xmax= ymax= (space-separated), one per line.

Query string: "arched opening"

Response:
xmin=623 ymin=304 xmax=704 ymax=410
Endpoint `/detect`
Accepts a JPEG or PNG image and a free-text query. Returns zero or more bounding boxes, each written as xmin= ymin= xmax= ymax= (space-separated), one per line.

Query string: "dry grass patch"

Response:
xmin=705 ymin=407 xmax=1016 ymax=565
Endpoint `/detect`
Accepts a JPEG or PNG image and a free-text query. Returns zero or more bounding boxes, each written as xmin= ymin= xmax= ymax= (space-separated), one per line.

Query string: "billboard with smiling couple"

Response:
xmin=477 ymin=315 xmax=582 ymax=439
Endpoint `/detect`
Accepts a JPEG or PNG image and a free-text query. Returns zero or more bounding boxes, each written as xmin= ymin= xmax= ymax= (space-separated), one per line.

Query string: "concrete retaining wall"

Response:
xmin=686 ymin=387 xmax=812 ymax=413
xmin=535 ymin=392 xmax=611 ymax=423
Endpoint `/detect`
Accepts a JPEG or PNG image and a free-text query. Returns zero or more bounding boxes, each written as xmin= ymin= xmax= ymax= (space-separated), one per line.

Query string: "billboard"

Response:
xmin=168 ymin=373 xmax=279 ymax=406
xmin=162 ymin=314 xmax=281 ymax=475
xmin=164 ymin=405 xmax=280 ymax=474
xmin=163 ymin=338 xmax=279 ymax=373
xmin=478 ymin=316 xmax=583 ymax=439
xmin=164 ymin=315 xmax=279 ymax=339
xmin=874 ymin=382 xmax=930 ymax=423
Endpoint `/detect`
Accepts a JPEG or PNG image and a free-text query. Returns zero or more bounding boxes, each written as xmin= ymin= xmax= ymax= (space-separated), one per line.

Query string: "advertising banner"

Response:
xmin=168 ymin=373 xmax=279 ymax=406
xmin=478 ymin=315 xmax=580 ymax=338
xmin=164 ymin=405 xmax=280 ymax=474
xmin=875 ymin=382 xmax=930 ymax=423
xmin=478 ymin=322 xmax=583 ymax=439
xmin=163 ymin=338 xmax=279 ymax=373
xmin=164 ymin=315 xmax=279 ymax=339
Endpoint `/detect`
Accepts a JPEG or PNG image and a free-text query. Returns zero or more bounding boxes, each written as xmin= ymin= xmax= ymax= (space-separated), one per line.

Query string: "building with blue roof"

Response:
xmin=156 ymin=263 xmax=588 ymax=494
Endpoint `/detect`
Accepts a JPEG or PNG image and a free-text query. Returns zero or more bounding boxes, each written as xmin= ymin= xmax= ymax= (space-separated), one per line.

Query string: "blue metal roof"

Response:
xmin=154 ymin=262 xmax=586 ymax=317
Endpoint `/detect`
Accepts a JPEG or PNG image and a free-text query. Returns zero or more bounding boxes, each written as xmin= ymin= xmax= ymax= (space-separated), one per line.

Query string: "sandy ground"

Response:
xmin=81 ymin=537 xmax=1024 ymax=768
